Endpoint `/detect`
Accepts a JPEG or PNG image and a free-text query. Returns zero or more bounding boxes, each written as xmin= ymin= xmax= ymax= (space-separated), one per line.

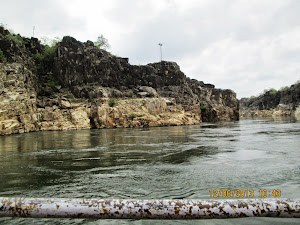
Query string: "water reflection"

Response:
xmin=0 ymin=125 xmax=226 ymax=194
xmin=0 ymin=130 xmax=94 ymax=154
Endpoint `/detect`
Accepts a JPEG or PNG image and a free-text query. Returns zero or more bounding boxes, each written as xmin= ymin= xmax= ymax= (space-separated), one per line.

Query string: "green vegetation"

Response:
xmin=48 ymin=77 xmax=59 ymax=92
xmin=43 ymin=45 xmax=56 ymax=64
xmin=0 ymin=48 xmax=5 ymax=62
xmin=246 ymin=80 xmax=300 ymax=102
xmin=125 ymin=74 xmax=134 ymax=87
xmin=137 ymin=114 xmax=144 ymax=117
xmin=94 ymin=35 xmax=110 ymax=50
xmin=7 ymin=34 xmax=23 ymax=45
xmin=279 ymin=86 xmax=289 ymax=92
xmin=33 ymin=37 xmax=60 ymax=70
xmin=199 ymin=102 xmax=207 ymax=111
xmin=33 ymin=44 xmax=56 ymax=66
xmin=248 ymin=96 xmax=257 ymax=101
xmin=254 ymin=88 xmax=278 ymax=99
xmin=66 ymin=93 xmax=75 ymax=100
xmin=32 ymin=53 xmax=42 ymax=61
xmin=260 ymin=88 xmax=278 ymax=96
xmin=108 ymin=99 xmax=116 ymax=107
xmin=129 ymin=113 xmax=136 ymax=121
xmin=268 ymin=88 xmax=277 ymax=95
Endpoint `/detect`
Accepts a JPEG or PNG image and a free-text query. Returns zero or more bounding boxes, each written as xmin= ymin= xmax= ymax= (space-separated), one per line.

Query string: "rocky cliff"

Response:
xmin=240 ymin=82 xmax=300 ymax=118
xmin=0 ymin=27 xmax=239 ymax=135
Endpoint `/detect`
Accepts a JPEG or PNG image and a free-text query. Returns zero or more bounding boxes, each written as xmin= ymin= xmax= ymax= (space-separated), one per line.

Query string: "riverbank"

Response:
xmin=239 ymin=82 xmax=300 ymax=119
xmin=0 ymin=26 xmax=239 ymax=135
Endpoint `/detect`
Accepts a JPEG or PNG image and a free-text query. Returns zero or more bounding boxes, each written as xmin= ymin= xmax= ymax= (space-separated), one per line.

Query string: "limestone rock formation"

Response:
xmin=0 ymin=26 xmax=239 ymax=135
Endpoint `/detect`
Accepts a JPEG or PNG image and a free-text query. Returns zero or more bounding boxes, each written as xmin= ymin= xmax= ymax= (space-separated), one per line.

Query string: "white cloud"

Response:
xmin=1 ymin=0 xmax=300 ymax=98
xmin=180 ymin=27 xmax=300 ymax=98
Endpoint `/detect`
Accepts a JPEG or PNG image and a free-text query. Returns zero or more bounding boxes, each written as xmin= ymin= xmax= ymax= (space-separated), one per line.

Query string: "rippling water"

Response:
xmin=0 ymin=118 xmax=299 ymax=224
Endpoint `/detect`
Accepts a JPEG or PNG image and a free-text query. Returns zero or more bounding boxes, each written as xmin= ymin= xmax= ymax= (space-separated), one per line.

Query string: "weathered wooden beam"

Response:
xmin=0 ymin=198 xmax=299 ymax=219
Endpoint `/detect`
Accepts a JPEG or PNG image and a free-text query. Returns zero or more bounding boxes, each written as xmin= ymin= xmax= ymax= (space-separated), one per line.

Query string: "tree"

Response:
xmin=94 ymin=34 xmax=110 ymax=50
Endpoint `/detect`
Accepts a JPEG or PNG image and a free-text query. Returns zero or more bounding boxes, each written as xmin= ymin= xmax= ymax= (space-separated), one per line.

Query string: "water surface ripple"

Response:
xmin=0 ymin=118 xmax=299 ymax=224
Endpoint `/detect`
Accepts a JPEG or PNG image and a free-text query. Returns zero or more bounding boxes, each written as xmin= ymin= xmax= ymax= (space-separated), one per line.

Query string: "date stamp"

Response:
xmin=209 ymin=189 xmax=281 ymax=198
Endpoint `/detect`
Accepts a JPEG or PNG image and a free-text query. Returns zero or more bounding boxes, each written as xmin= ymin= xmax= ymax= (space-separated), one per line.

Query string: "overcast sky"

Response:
xmin=1 ymin=0 xmax=300 ymax=98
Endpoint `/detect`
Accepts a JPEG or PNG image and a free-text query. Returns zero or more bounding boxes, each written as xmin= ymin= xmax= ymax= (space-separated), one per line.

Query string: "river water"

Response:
xmin=0 ymin=118 xmax=299 ymax=224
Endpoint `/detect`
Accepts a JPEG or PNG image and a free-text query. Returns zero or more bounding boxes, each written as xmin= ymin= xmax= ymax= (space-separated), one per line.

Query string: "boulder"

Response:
xmin=138 ymin=86 xmax=159 ymax=97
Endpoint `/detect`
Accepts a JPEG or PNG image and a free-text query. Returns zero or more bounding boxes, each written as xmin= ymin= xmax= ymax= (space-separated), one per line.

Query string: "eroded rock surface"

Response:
xmin=0 ymin=27 xmax=239 ymax=135
xmin=240 ymin=83 xmax=300 ymax=118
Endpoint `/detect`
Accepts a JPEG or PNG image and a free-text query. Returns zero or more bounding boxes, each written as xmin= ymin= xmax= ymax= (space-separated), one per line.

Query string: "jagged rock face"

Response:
xmin=240 ymin=92 xmax=280 ymax=111
xmin=200 ymin=89 xmax=239 ymax=122
xmin=54 ymin=36 xmax=187 ymax=95
xmin=53 ymin=36 xmax=239 ymax=122
xmin=0 ymin=27 xmax=239 ymax=135
xmin=240 ymin=83 xmax=300 ymax=117
xmin=54 ymin=36 xmax=188 ymax=90
xmin=55 ymin=36 xmax=124 ymax=89
xmin=0 ymin=28 xmax=42 ymax=64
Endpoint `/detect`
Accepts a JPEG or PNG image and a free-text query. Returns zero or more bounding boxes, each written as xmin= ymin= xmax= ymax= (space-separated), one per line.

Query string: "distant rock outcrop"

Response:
xmin=0 ymin=27 xmax=239 ymax=135
xmin=240 ymin=83 xmax=300 ymax=118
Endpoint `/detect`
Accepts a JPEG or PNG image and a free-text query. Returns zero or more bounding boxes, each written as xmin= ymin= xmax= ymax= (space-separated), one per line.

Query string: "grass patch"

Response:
xmin=199 ymin=102 xmax=207 ymax=111
xmin=108 ymin=99 xmax=116 ymax=107
xmin=129 ymin=113 xmax=136 ymax=121
xmin=48 ymin=77 xmax=59 ymax=92
xmin=279 ymin=86 xmax=289 ymax=92
xmin=7 ymin=34 xmax=23 ymax=45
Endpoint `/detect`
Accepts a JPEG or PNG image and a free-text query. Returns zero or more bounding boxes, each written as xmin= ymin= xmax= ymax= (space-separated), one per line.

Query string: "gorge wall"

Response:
xmin=240 ymin=83 xmax=300 ymax=118
xmin=0 ymin=27 xmax=239 ymax=135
